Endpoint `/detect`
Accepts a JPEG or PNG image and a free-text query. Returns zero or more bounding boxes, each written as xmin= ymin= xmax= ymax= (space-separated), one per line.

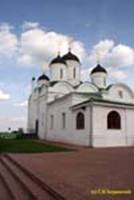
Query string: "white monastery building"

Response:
xmin=28 ymin=50 xmax=134 ymax=147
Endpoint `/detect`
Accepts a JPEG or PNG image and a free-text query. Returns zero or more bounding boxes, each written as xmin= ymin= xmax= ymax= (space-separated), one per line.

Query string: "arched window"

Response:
xmin=118 ymin=90 xmax=123 ymax=98
xmin=60 ymin=69 xmax=63 ymax=79
xmin=62 ymin=112 xmax=66 ymax=129
xmin=107 ymin=111 xmax=121 ymax=129
xmin=73 ymin=68 xmax=76 ymax=78
xmin=76 ymin=112 xmax=85 ymax=129
xmin=35 ymin=119 xmax=39 ymax=134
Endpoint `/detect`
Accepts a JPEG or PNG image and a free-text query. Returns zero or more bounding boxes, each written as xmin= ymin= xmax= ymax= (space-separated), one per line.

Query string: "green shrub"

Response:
xmin=16 ymin=133 xmax=23 ymax=139
xmin=0 ymin=133 xmax=16 ymax=139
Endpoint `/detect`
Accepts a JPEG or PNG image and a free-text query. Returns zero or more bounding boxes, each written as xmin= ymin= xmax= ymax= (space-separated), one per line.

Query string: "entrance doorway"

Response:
xmin=35 ymin=119 xmax=39 ymax=135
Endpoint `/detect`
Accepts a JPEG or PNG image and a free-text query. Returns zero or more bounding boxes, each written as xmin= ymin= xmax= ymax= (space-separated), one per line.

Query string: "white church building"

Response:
xmin=27 ymin=50 xmax=134 ymax=147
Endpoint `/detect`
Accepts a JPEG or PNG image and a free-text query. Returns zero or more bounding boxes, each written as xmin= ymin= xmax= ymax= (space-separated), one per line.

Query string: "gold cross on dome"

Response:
xmin=96 ymin=51 xmax=100 ymax=64
xmin=68 ymin=37 xmax=74 ymax=52
xmin=57 ymin=50 xmax=60 ymax=56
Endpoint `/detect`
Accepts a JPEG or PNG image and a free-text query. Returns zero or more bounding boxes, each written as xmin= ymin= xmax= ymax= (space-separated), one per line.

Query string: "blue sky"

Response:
xmin=0 ymin=0 xmax=134 ymax=131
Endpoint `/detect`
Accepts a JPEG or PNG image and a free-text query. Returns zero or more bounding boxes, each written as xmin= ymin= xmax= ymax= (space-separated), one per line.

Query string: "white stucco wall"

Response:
xmin=66 ymin=60 xmax=80 ymax=86
xmin=125 ymin=109 xmax=134 ymax=145
xmin=92 ymin=104 xmax=134 ymax=147
xmin=76 ymin=82 xmax=98 ymax=93
xmin=46 ymin=95 xmax=91 ymax=146
xmin=28 ymin=86 xmax=48 ymax=137
xmin=104 ymin=83 xmax=134 ymax=103
xmin=28 ymin=94 xmax=39 ymax=133
xmin=38 ymin=96 xmax=47 ymax=139
xmin=71 ymin=93 xmax=90 ymax=105
xmin=50 ymin=63 xmax=67 ymax=81
xmin=91 ymin=72 xmax=107 ymax=89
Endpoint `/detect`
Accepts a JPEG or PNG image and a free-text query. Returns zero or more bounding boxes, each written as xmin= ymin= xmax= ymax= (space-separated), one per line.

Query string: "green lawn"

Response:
xmin=0 ymin=139 xmax=70 ymax=153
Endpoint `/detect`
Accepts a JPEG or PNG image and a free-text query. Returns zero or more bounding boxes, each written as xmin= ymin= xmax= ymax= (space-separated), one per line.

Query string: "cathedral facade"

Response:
xmin=28 ymin=50 xmax=134 ymax=147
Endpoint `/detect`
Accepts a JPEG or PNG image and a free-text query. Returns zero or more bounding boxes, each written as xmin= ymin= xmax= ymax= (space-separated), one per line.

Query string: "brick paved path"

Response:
xmin=0 ymin=154 xmax=63 ymax=200
xmin=9 ymin=147 xmax=134 ymax=200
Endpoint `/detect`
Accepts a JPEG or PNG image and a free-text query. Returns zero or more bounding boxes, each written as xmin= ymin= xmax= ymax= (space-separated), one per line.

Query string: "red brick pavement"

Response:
xmin=9 ymin=147 xmax=134 ymax=200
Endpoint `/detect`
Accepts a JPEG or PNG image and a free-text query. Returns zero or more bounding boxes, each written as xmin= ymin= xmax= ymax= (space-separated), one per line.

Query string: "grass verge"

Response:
xmin=0 ymin=139 xmax=70 ymax=153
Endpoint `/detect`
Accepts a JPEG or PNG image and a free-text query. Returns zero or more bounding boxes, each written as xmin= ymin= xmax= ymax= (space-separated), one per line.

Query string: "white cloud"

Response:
xmin=22 ymin=21 xmax=40 ymax=30
xmin=75 ymin=39 xmax=134 ymax=81
xmin=105 ymin=44 xmax=134 ymax=67
xmin=0 ymin=22 xmax=133 ymax=72
xmin=108 ymin=68 xmax=128 ymax=80
xmin=81 ymin=67 xmax=128 ymax=82
xmin=18 ymin=23 xmax=86 ymax=67
xmin=89 ymin=39 xmax=114 ymax=64
xmin=81 ymin=68 xmax=93 ymax=81
xmin=88 ymin=39 xmax=134 ymax=68
xmin=0 ymin=23 xmax=18 ymax=58
xmin=15 ymin=100 xmax=27 ymax=107
xmin=0 ymin=89 xmax=10 ymax=100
